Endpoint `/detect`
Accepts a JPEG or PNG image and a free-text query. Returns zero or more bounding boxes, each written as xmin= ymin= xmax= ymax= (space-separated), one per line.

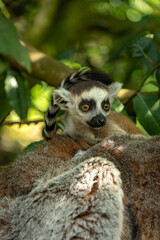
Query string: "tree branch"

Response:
xmin=6 ymin=43 xmax=74 ymax=87
xmin=2 ymin=119 xmax=45 ymax=126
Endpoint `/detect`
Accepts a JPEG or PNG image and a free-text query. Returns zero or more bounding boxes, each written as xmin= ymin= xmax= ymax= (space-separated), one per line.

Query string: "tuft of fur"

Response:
xmin=61 ymin=69 xmax=113 ymax=89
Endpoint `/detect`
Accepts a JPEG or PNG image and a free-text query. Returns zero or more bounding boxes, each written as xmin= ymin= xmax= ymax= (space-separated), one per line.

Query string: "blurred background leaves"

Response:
xmin=0 ymin=0 xmax=160 ymax=164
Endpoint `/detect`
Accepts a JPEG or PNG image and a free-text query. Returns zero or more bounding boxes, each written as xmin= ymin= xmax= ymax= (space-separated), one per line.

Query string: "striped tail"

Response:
xmin=44 ymin=97 xmax=59 ymax=140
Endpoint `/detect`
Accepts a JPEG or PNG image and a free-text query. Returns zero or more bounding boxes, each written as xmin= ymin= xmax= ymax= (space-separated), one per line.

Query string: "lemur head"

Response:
xmin=45 ymin=70 xmax=122 ymax=138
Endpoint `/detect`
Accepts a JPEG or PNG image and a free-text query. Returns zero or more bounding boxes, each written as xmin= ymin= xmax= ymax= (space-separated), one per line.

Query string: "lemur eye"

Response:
xmin=80 ymin=104 xmax=90 ymax=112
xmin=103 ymin=102 xmax=110 ymax=111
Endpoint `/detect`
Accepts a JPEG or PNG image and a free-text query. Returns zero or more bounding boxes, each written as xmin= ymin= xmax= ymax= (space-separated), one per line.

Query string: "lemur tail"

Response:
xmin=44 ymin=98 xmax=59 ymax=139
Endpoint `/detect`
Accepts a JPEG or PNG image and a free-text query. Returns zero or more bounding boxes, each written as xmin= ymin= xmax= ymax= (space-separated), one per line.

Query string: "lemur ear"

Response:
xmin=108 ymin=82 xmax=122 ymax=102
xmin=53 ymin=88 xmax=73 ymax=110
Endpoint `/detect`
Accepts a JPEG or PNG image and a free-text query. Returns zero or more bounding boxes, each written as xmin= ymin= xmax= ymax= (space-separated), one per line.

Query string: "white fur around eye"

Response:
xmin=81 ymin=87 xmax=109 ymax=101
xmin=73 ymin=87 xmax=109 ymax=105
xmin=73 ymin=87 xmax=109 ymax=114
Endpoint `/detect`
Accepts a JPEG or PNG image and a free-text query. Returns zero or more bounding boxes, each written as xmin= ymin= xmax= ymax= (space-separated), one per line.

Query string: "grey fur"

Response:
xmin=0 ymin=134 xmax=160 ymax=239
xmin=0 ymin=157 xmax=123 ymax=240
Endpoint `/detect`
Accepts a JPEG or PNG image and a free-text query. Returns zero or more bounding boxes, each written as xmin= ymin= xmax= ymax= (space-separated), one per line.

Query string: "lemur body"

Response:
xmin=45 ymin=70 xmax=142 ymax=144
xmin=63 ymin=111 xmax=142 ymax=144
xmin=1 ymin=134 xmax=160 ymax=240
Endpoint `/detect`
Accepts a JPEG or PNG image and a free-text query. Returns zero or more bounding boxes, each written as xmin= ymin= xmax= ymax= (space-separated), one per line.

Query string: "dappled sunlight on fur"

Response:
xmin=0 ymin=133 xmax=160 ymax=240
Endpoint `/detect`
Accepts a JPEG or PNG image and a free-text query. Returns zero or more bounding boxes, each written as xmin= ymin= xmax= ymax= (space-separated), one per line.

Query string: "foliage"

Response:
xmin=0 ymin=12 xmax=31 ymax=71
xmin=134 ymin=93 xmax=160 ymax=135
xmin=0 ymin=0 xmax=160 ymax=145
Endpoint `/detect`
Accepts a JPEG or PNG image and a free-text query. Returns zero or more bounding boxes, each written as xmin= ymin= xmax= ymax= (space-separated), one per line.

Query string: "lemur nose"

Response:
xmin=96 ymin=115 xmax=106 ymax=127
xmin=88 ymin=114 xmax=106 ymax=128
xmin=97 ymin=118 xmax=105 ymax=125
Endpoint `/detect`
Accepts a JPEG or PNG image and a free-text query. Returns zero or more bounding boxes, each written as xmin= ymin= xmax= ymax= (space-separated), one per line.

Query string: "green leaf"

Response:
xmin=128 ymin=33 xmax=153 ymax=58
xmin=133 ymin=93 xmax=160 ymax=135
xmin=155 ymin=67 xmax=160 ymax=98
xmin=60 ymin=59 xmax=82 ymax=70
xmin=0 ymin=58 xmax=9 ymax=74
xmin=0 ymin=77 xmax=12 ymax=120
xmin=139 ymin=42 xmax=159 ymax=72
xmin=155 ymin=67 xmax=160 ymax=85
xmin=136 ymin=119 xmax=150 ymax=137
xmin=31 ymin=81 xmax=54 ymax=113
xmin=111 ymin=98 xmax=124 ymax=112
xmin=4 ymin=71 xmax=29 ymax=120
xmin=0 ymin=13 xmax=31 ymax=71
xmin=140 ymin=83 xmax=159 ymax=93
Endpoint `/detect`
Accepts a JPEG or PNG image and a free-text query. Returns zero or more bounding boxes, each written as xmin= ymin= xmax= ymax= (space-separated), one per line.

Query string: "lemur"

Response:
xmin=45 ymin=70 xmax=142 ymax=144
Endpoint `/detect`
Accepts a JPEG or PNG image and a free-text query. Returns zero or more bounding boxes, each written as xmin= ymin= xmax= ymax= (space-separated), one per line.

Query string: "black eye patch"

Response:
xmin=79 ymin=99 xmax=96 ymax=111
xmin=101 ymin=99 xmax=110 ymax=111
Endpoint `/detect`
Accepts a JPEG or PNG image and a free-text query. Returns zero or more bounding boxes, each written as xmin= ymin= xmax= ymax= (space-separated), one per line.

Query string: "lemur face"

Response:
xmin=53 ymin=81 xmax=122 ymax=129
xmin=45 ymin=70 xmax=122 ymax=139
xmin=71 ymin=87 xmax=110 ymax=128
